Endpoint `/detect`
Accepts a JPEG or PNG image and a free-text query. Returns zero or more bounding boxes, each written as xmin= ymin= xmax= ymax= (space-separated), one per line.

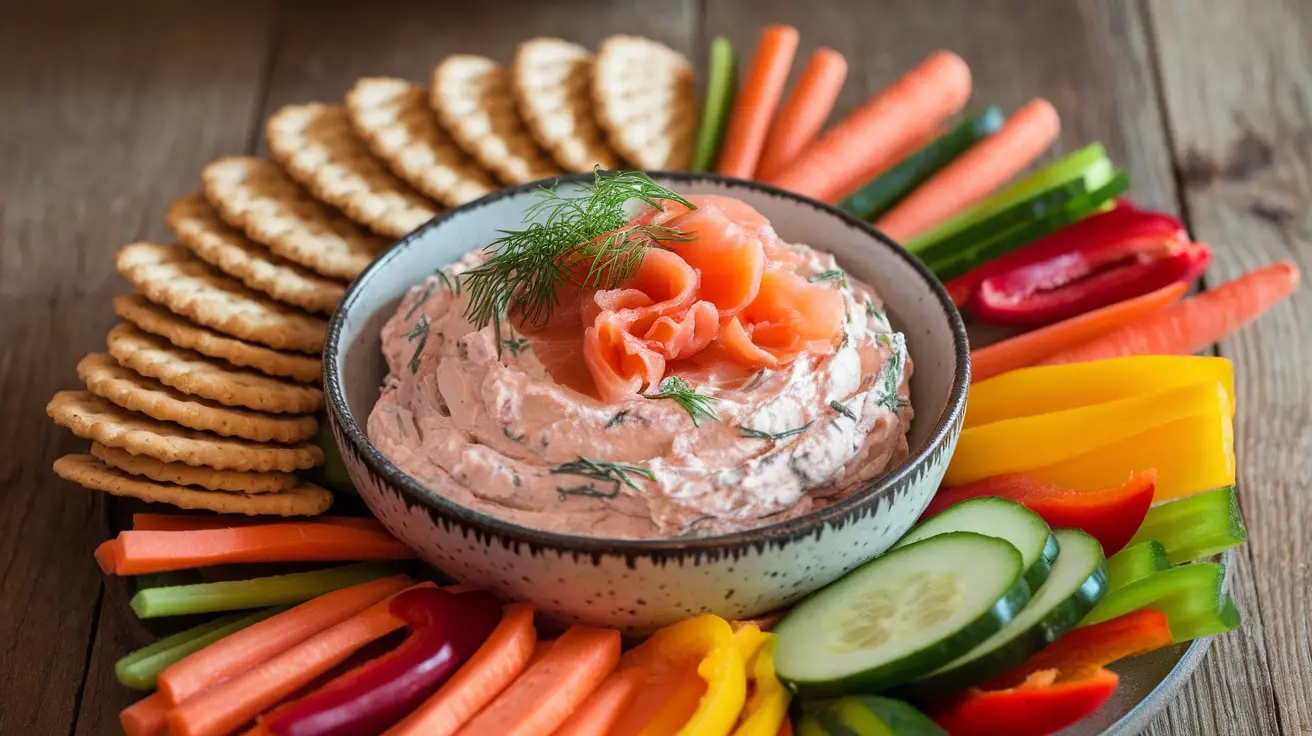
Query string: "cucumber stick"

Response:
xmin=840 ymin=107 xmax=1006 ymax=222
xmin=774 ymin=532 xmax=1031 ymax=696
xmin=1106 ymin=540 xmax=1171 ymax=591
xmin=894 ymin=496 xmax=1059 ymax=591
xmin=690 ymin=36 xmax=737 ymax=171
xmin=1128 ymin=486 xmax=1247 ymax=564
xmin=906 ymin=529 xmax=1108 ymax=696
xmin=799 ymin=695 xmax=947 ymax=735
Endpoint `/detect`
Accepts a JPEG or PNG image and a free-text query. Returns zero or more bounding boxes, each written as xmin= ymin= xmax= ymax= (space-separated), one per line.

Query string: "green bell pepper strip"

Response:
xmin=1105 ymin=540 xmax=1171 ymax=592
xmin=1128 ymin=486 xmax=1248 ymax=564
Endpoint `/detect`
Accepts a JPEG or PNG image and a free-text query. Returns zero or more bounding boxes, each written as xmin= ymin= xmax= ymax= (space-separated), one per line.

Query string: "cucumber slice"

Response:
xmin=1128 ymin=486 xmax=1247 ymax=564
xmin=774 ymin=532 xmax=1031 ymax=696
xmin=1106 ymin=540 xmax=1171 ymax=591
xmin=840 ymin=107 xmax=1006 ymax=222
xmin=893 ymin=497 xmax=1059 ymax=592
xmin=690 ymin=36 xmax=737 ymax=171
xmin=800 ymin=695 xmax=947 ymax=735
xmin=905 ymin=529 xmax=1108 ymax=696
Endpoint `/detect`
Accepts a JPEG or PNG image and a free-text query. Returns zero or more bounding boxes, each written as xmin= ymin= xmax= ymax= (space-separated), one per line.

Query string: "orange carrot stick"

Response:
xmin=120 ymin=691 xmax=170 ymax=736
xmin=715 ymin=25 xmax=800 ymax=178
xmin=530 ymin=639 xmax=556 ymax=667
xmin=551 ymin=666 xmax=647 ymax=736
xmin=94 ymin=538 xmax=120 ymax=575
xmin=455 ymin=625 xmax=621 ymax=736
xmin=167 ymin=584 xmax=430 ymax=736
xmin=132 ymin=513 xmax=387 ymax=534
xmin=767 ymin=51 xmax=971 ymax=203
xmin=971 ymin=282 xmax=1188 ymax=382
xmin=386 ymin=604 xmax=537 ymax=736
xmin=157 ymin=575 xmax=413 ymax=705
xmin=876 ymin=98 xmax=1060 ymax=241
xmin=109 ymin=524 xmax=414 ymax=575
xmin=754 ymin=47 xmax=848 ymax=180
xmin=1040 ymin=261 xmax=1301 ymax=365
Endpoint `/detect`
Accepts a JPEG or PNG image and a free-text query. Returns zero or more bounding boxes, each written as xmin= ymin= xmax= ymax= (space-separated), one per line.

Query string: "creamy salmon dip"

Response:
xmin=368 ymin=232 xmax=913 ymax=540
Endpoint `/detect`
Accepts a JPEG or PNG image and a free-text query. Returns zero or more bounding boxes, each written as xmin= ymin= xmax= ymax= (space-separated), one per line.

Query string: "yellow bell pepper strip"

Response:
xmin=615 ymin=614 xmax=747 ymax=736
xmin=1026 ymin=411 xmax=1234 ymax=501
xmin=965 ymin=355 xmax=1235 ymax=429
xmin=944 ymin=380 xmax=1229 ymax=486
xmin=731 ymin=633 xmax=790 ymax=736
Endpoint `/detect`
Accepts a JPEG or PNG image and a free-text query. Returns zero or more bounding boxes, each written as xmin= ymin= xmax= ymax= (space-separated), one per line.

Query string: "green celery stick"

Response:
xmin=115 ymin=607 xmax=282 ymax=690
xmin=1081 ymin=562 xmax=1227 ymax=641
xmin=306 ymin=417 xmax=356 ymax=495
xmin=690 ymin=36 xmax=737 ymax=171
xmin=130 ymin=562 xmax=403 ymax=619
xmin=1129 ymin=486 xmax=1247 ymax=564
xmin=1106 ymin=540 xmax=1171 ymax=592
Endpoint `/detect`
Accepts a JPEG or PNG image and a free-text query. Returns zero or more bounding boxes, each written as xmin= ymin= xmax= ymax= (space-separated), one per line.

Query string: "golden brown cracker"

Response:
xmin=168 ymin=192 xmax=345 ymax=315
xmin=346 ymin=77 xmax=498 ymax=208
xmin=106 ymin=323 xmax=323 ymax=414
xmin=513 ymin=38 xmax=622 ymax=173
xmin=48 ymin=391 xmax=323 ymax=473
xmin=90 ymin=442 xmax=297 ymax=494
xmin=78 ymin=353 xmax=317 ymax=444
xmin=116 ymin=242 xmax=327 ymax=354
xmin=266 ymin=103 xmax=440 ymax=239
xmin=112 ymin=294 xmax=322 ymax=384
xmin=430 ymin=54 xmax=561 ymax=185
xmin=202 ymin=156 xmax=388 ymax=280
xmin=54 ymin=454 xmax=333 ymax=516
xmin=593 ymin=35 xmax=697 ymax=170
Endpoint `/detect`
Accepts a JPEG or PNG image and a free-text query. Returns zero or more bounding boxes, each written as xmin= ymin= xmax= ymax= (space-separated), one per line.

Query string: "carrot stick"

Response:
xmin=455 ymin=625 xmax=622 ymax=736
xmin=754 ymin=47 xmax=848 ymax=180
xmin=876 ymin=98 xmax=1060 ymax=241
xmin=1040 ymin=261 xmax=1301 ymax=364
xmin=168 ymin=583 xmax=431 ymax=736
xmin=971 ymin=282 xmax=1187 ymax=382
xmin=715 ymin=25 xmax=800 ymax=178
xmin=120 ymin=691 xmax=170 ymax=736
xmin=132 ymin=513 xmax=387 ymax=534
xmin=95 ymin=539 xmax=120 ymax=574
xmin=767 ymin=51 xmax=971 ymax=203
xmin=530 ymin=639 xmax=556 ymax=667
xmin=386 ymin=603 xmax=537 ymax=736
xmin=551 ymin=666 xmax=647 ymax=736
xmin=157 ymin=574 xmax=413 ymax=705
xmin=109 ymin=524 xmax=414 ymax=575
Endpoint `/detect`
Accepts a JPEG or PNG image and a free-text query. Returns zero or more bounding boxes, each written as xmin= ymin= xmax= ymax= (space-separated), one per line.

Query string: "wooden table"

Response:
xmin=1 ymin=0 xmax=1307 ymax=733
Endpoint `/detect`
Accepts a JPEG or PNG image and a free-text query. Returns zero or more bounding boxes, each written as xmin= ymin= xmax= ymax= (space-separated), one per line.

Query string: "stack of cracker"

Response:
xmin=46 ymin=34 xmax=698 ymax=516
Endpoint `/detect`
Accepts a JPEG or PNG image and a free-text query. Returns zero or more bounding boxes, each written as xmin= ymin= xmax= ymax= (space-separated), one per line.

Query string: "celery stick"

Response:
xmin=1129 ymin=487 xmax=1248 ymax=564
xmin=1106 ymin=541 xmax=1171 ymax=591
xmin=115 ymin=608 xmax=281 ymax=689
xmin=130 ymin=562 xmax=403 ymax=619
xmin=690 ymin=36 xmax=737 ymax=171
xmin=1081 ymin=562 xmax=1227 ymax=641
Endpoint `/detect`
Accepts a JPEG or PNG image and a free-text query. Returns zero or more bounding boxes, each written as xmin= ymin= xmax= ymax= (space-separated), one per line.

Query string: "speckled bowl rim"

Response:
xmin=324 ymin=171 xmax=971 ymax=554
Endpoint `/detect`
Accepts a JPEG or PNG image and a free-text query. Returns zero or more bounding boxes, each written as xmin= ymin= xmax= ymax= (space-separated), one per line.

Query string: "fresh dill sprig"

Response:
xmin=830 ymin=400 xmax=857 ymax=421
xmin=502 ymin=336 xmax=530 ymax=355
xmin=644 ymin=376 xmax=719 ymax=426
xmin=877 ymin=333 xmax=907 ymax=412
xmin=406 ymin=314 xmax=429 ymax=374
xmin=435 ymin=268 xmax=460 ymax=295
xmin=550 ymin=456 xmax=655 ymax=493
xmin=810 ymin=269 xmax=847 ymax=286
xmin=737 ymin=421 xmax=815 ymax=442
xmin=865 ymin=300 xmax=884 ymax=321
xmin=557 ymin=484 xmax=620 ymax=501
xmin=460 ymin=169 xmax=695 ymax=335
xmin=404 ymin=281 xmax=437 ymax=320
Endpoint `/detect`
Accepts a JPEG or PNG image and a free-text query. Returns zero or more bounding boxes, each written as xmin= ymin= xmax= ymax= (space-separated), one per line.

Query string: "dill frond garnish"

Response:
xmin=557 ymin=484 xmax=620 ymax=501
xmin=435 ymin=268 xmax=460 ymax=295
xmin=406 ymin=314 xmax=429 ymax=374
xmin=877 ymin=333 xmax=907 ymax=412
xmin=810 ymin=269 xmax=847 ymax=286
xmin=550 ymin=456 xmax=655 ymax=493
xmin=830 ymin=400 xmax=857 ymax=421
xmin=404 ymin=281 xmax=437 ymax=320
xmin=502 ymin=336 xmax=530 ymax=355
xmin=644 ymin=376 xmax=719 ymax=426
xmin=460 ymin=169 xmax=694 ymax=336
xmin=737 ymin=421 xmax=815 ymax=442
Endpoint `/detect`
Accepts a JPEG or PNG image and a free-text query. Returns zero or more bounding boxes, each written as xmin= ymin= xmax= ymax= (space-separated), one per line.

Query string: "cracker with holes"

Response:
xmin=267 ymin=103 xmax=439 ymax=239
xmin=430 ymin=54 xmax=561 ymax=185
xmin=90 ymin=442 xmax=298 ymax=494
xmin=202 ymin=156 xmax=387 ymax=280
xmin=346 ymin=77 xmax=498 ymax=208
xmin=593 ymin=35 xmax=697 ymax=170
xmin=116 ymin=242 xmax=327 ymax=354
xmin=513 ymin=38 xmax=622 ymax=173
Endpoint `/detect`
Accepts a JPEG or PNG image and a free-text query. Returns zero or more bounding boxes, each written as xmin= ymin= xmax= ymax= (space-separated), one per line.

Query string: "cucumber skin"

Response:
xmin=840 ymin=107 xmax=1005 ymax=222
xmin=801 ymin=696 xmax=947 ymax=735
xmin=911 ymin=175 xmax=1092 ymax=262
xmin=775 ymin=533 xmax=1033 ymax=698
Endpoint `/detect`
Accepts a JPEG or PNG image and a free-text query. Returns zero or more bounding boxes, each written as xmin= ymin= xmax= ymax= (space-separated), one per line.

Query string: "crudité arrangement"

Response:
xmin=36 ymin=17 xmax=1299 ymax=736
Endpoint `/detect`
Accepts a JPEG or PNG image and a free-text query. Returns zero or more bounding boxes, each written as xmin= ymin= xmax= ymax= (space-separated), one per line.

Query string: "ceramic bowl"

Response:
xmin=324 ymin=172 xmax=970 ymax=632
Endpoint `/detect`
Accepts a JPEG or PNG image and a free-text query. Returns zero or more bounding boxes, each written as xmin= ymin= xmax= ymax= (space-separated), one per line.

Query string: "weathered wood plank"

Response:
xmin=1146 ymin=1 xmax=1312 ymax=735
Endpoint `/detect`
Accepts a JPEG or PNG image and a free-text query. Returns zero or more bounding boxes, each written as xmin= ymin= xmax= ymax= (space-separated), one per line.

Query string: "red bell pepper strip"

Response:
xmin=923 ymin=469 xmax=1156 ymax=555
xmin=260 ymin=588 xmax=503 ymax=736
xmin=931 ymin=668 xmax=1119 ymax=736
xmin=986 ymin=609 xmax=1173 ymax=689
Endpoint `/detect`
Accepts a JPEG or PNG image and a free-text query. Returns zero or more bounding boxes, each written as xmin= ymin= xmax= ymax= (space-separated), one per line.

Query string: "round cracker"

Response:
xmin=48 ymin=391 xmax=322 ymax=472
xmin=266 ymin=103 xmax=439 ymax=239
xmin=168 ymin=192 xmax=345 ymax=315
xmin=346 ymin=77 xmax=498 ymax=208
xmin=78 ymin=353 xmax=317 ymax=443
xmin=90 ymin=442 xmax=297 ymax=493
xmin=112 ymin=294 xmax=322 ymax=384
xmin=592 ymin=35 xmax=697 ymax=170
xmin=116 ymin=242 xmax=327 ymax=354
xmin=513 ymin=38 xmax=622 ymax=173
xmin=106 ymin=323 xmax=323 ymax=414
xmin=430 ymin=54 xmax=561 ymax=185
xmin=54 ymin=454 xmax=333 ymax=516
xmin=202 ymin=156 xmax=387 ymax=280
